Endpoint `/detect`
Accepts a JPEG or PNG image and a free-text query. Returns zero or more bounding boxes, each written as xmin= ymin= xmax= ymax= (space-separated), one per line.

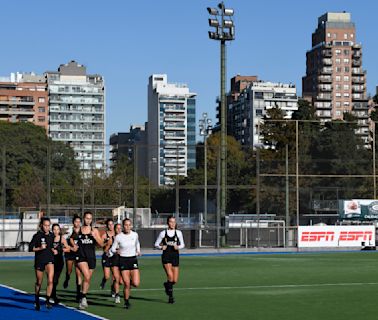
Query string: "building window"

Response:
xmin=343 ymin=93 xmax=350 ymax=98
xmin=343 ymin=49 xmax=350 ymax=55
xmin=336 ymin=67 xmax=342 ymax=72
xmin=336 ymin=84 xmax=341 ymax=90
xmin=336 ymin=93 xmax=342 ymax=98
xmin=336 ymin=111 xmax=341 ymax=116
xmin=336 ymin=76 xmax=341 ymax=81
xmin=344 ymin=33 xmax=348 ymax=40
xmin=344 ymin=58 xmax=349 ymax=64
xmin=327 ymin=32 xmax=331 ymax=38
xmin=38 ymin=107 xmax=45 ymax=113
xmin=343 ymin=101 xmax=350 ymax=106
xmin=336 ymin=101 xmax=341 ymax=107
xmin=344 ymin=76 xmax=349 ymax=81
xmin=38 ymin=97 xmax=45 ymax=103
xmin=344 ymin=67 xmax=350 ymax=72
xmin=335 ymin=49 xmax=341 ymax=55
xmin=343 ymin=84 xmax=349 ymax=90
xmin=333 ymin=33 xmax=337 ymax=39
xmin=38 ymin=116 xmax=45 ymax=122
xmin=336 ymin=58 xmax=341 ymax=64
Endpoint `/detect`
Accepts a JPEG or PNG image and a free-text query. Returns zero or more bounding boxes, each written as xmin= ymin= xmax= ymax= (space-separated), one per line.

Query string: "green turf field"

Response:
xmin=1 ymin=252 xmax=378 ymax=320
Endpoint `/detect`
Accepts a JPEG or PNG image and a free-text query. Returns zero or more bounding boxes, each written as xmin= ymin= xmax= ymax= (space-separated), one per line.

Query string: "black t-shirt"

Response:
xmin=29 ymin=231 xmax=54 ymax=264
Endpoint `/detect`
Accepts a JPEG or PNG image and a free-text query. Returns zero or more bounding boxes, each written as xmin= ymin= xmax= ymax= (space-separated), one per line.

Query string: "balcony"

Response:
xmin=352 ymin=77 xmax=365 ymax=84
xmin=314 ymin=102 xmax=332 ymax=109
xmin=352 ymin=68 xmax=365 ymax=75
xmin=352 ymin=94 xmax=367 ymax=101
xmin=164 ymin=115 xmax=185 ymax=121
xmin=318 ymin=75 xmax=332 ymax=83
xmin=319 ymin=67 xmax=332 ymax=74
xmin=352 ymin=85 xmax=364 ymax=93
xmin=352 ymin=60 xmax=361 ymax=67
xmin=316 ymin=94 xmax=332 ymax=100
xmin=0 ymin=107 xmax=34 ymax=115
xmin=164 ymin=105 xmax=186 ymax=112
xmin=318 ymin=85 xmax=332 ymax=92
xmin=322 ymin=49 xmax=332 ymax=57
xmin=322 ymin=58 xmax=332 ymax=66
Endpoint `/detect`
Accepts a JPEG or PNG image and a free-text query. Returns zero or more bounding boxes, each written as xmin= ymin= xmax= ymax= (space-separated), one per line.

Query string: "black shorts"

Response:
xmin=64 ymin=251 xmax=78 ymax=261
xmin=110 ymin=254 xmax=120 ymax=268
xmin=35 ymin=260 xmax=54 ymax=271
xmin=162 ymin=251 xmax=179 ymax=267
xmin=119 ymin=256 xmax=139 ymax=271
xmin=102 ymin=253 xmax=112 ymax=268
xmin=76 ymin=255 xmax=96 ymax=270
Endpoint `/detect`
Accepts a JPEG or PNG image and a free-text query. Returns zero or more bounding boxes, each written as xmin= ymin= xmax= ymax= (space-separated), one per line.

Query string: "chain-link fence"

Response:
xmin=1 ymin=119 xmax=377 ymax=251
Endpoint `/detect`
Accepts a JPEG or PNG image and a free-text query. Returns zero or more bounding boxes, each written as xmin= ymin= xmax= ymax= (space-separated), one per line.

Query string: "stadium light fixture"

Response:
xmin=206 ymin=2 xmax=235 ymax=248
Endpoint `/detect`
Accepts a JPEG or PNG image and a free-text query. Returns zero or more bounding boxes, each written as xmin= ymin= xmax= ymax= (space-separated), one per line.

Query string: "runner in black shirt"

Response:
xmin=28 ymin=217 xmax=54 ymax=310
xmin=63 ymin=215 xmax=82 ymax=297
xmin=154 ymin=216 xmax=185 ymax=304
xmin=100 ymin=219 xmax=115 ymax=293
xmin=76 ymin=211 xmax=104 ymax=310
xmin=51 ymin=223 xmax=70 ymax=304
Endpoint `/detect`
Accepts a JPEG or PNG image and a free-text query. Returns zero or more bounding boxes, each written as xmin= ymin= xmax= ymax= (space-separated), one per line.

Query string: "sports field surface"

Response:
xmin=1 ymin=252 xmax=378 ymax=320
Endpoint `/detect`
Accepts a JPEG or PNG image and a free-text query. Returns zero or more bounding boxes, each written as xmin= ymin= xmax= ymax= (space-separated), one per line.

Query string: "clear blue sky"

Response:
xmin=1 ymin=0 xmax=377 ymax=142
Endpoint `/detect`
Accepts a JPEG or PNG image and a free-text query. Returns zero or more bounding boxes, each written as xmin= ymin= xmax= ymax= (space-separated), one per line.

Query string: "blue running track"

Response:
xmin=0 ymin=284 xmax=106 ymax=320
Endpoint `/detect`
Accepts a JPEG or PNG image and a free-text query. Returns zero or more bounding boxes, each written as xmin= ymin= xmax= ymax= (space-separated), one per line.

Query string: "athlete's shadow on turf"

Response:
xmin=0 ymin=295 xmax=35 ymax=305
xmin=130 ymin=296 xmax=167 ymax=304
xmin=0 ymin=301 xmax=33 ymax=311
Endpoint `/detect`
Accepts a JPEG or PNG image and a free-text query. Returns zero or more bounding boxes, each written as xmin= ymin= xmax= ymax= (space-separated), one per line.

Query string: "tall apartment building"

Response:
xmin=302 ymin=12 xmax=369 ymax=143
xmin=0 ymin=72 xmax=48 ymax=131
xmin=109 ymin=124 xmax=147 ymax=176
xmin=46 ymin=61 xmax=105 ymax=173
xmin=227 ymin=79 xmax=298 ymax=146
xmin=147 ymin=74 xmax=196 ymax=186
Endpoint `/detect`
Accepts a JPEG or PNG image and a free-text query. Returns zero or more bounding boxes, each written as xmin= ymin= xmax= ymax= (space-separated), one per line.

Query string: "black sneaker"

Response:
xmin=168 ymin=296 xmax=175 ymax=304
xmin=34 ymin=300 xmax=40 ymax=311
xmin=46 ymin=299 xmax=53 ymax=309
xmin=124 ymin=300 xmax=131 ymax=309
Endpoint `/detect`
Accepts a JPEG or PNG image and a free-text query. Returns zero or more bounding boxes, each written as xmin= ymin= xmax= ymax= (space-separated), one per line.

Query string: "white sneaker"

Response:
xmin=79 ymin=297 xmax=88 ymax=309
xmin=115 ymin=295 xmax=121 ymax=304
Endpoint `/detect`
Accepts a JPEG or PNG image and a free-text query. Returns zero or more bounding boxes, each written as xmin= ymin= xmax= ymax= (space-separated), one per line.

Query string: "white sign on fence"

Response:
xmin=298 ymin=225 xmax=375 ymax=248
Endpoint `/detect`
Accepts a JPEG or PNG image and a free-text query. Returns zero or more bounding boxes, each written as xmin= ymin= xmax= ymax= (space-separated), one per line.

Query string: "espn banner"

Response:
xmin=298 ymin=225 xmax=375 ymax=248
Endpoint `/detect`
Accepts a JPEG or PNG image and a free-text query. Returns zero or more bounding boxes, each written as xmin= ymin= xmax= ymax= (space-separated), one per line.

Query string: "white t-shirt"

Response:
xmin=110 ymin=231 xmax=140 ymax=257
xmin=154 ymin=229 xmax=185 ymax=250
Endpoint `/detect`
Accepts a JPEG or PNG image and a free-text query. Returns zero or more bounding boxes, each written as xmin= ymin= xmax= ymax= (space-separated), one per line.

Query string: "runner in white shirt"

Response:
xmin=109 ymin=218 xmax=141 ymax=309
xmin=154 ymin=215 xmax=185 ymax=304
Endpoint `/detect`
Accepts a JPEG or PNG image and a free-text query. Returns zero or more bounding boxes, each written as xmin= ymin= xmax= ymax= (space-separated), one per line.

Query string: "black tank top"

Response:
xmin=162 ymin=230 xmax=180 ymax=253
xmin=103 ymin=231 xmax=111 ymax=252
xmin=70 ymin=229 xmax=80 ymax=247
xmin=78 ymin=227 xmax=96 ymax=258
xmin=53 ymin=235 xmax=63 ymax=256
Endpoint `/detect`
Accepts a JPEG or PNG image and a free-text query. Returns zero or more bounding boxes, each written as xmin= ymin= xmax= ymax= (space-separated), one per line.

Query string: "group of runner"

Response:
xmin=29 ymin=212 xmax=184 ymax=311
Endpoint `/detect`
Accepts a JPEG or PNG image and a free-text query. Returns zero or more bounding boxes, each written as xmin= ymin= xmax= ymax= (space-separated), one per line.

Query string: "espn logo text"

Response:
xmin=301 ymin=231 xmax=373 ymax=242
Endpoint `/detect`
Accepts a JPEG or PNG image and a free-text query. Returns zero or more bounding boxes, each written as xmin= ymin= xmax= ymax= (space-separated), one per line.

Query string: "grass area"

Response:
xmin=1 ymin=252 xmax=378 ymax=320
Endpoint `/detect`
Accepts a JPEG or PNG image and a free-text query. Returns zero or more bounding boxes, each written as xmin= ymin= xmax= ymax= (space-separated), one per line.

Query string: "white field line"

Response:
xmin=0 ymin=284 xmax=108 ymax=320
xmin=65 ymin=281 xmax=378 ymax=293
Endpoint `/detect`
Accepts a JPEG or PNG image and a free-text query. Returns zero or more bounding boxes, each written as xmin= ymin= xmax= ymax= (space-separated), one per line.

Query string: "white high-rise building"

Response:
xmin=147 ymin=74 xmax=196 ymax=186
xmin=46 ymin=61 xmax=105 ymax=173
xmin=228 ymin=80 xmax=298 ymax=146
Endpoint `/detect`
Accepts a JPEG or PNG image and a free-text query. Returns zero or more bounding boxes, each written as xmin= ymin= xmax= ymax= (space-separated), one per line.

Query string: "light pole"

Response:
xmin=199 ymin=113 xmax=212 ymax=227
xmin=207 ymin=2 xmax=235 ymax=246
xmin=148 ymin=157 xmax=157 ymax=209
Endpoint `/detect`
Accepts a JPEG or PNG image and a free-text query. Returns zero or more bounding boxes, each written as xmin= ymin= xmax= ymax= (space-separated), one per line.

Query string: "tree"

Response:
xmin=0 ymin=122 xmax=81 ymax=209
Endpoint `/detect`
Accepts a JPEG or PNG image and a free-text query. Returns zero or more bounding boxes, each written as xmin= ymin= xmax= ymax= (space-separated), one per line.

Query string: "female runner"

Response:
xmin=154 ymin=215 xmax=185 ymax=304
